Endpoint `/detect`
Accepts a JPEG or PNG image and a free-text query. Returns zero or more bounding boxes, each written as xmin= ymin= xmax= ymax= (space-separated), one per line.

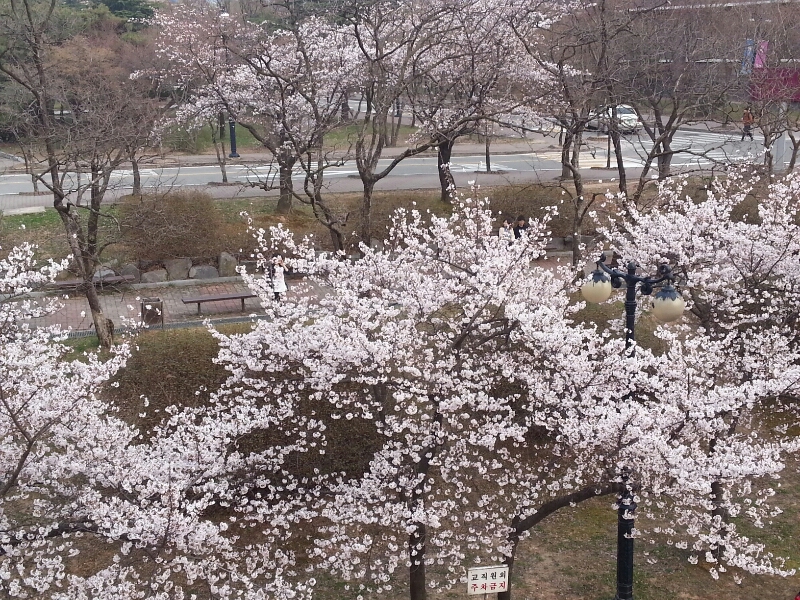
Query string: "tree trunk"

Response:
xmin=609 ymin=128 xmax=627 ymax=196
xmin=710 ymin=479 xmax=727 ymax=563
xmin=328 ymin=226 xmax=344 ymax=253
xmin=787 ymin=134 xmax=799 ymax=172
xmin=657 ymin=140 xmax=673 ymax=180
xmin=570 ymin=138 xmax=585 ymax=267
xmin=131 ymin=156 xmax=141 ymax=195
xmin=210 ymin=118 xmax=228 ymax=183
xmin=360 ymin=179 xmax=375 ymax=249
xmin=408 ymin=524 xmax=427 ymax=600
xmin=571 ymin=216 xmax=582 ymax=267
xmin=438 ymin=139 xmax=456 ymax=203
xmin=498 ymin=517 xmax=521 ymax=600
xmin=87 ymin=284 xmax=114 ymax=348
xmin=20 ymin=147 xmax=39 ymax=193
xmin=56 ymin=206 xmax=114 ymax=348
xmin=499 ymin=484 xmax=618 ymax=600
xmin=560 ymin=130 xmax=574 ymax=180
xmin=277 ymin=156 xmax=294 ymax=214
xmin=764 ymin=147 xmax=774 ymax=172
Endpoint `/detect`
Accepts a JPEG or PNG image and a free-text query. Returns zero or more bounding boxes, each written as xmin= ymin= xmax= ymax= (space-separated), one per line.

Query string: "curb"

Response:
xmin=64 ymin=313 xmax=269 ymax=339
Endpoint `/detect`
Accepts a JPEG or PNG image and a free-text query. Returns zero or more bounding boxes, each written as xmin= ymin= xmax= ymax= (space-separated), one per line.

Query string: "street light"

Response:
xmin=580 ymin=253 xmax=685 ymax=600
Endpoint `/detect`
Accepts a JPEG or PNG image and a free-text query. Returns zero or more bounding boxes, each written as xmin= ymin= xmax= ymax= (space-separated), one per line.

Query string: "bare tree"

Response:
xmin=511 ymin=0 xmax=642 ymax=264
xmin=617 ymin=2 xmax=747 ymax=202
xmin=0 ymin=7 xmax=158 ymax=347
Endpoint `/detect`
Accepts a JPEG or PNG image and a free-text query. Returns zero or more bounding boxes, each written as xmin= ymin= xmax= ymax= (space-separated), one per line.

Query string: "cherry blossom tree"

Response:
xmin=151 ymin=4 xmax=359 ymax=226
xmin=339 ymin=0 xmax=558 ymax=242
xmin=0 ymin=245 xmax=316 ymax=598
xmin=231 ymin=16 xmax=362 ymax=249
xmin=210 ymin=179 xmax=800 ymax=600
xmin=0 ymin=244 xmax=129 ymax=597
xmin=214 ymin=197 xmax=602 ymax=600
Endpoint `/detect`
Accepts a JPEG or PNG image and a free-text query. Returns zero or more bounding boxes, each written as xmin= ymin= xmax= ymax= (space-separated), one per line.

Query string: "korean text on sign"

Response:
xmin=466 ymin=565 xmax=509 ymax=596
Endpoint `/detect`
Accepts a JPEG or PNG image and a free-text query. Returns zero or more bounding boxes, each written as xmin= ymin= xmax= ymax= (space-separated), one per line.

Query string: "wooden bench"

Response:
xmin=181 ymin=291 xmax=257 ymax=315
xmin=50 ymin=274 xmax=136 ymax=290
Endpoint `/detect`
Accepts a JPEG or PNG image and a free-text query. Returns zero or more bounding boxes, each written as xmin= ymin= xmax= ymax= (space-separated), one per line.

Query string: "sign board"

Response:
xmin=467 ymin=565 xmax=509 ymax=595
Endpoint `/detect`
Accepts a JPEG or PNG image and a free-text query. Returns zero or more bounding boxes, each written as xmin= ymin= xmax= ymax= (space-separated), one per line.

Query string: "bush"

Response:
xmin=119 ymin=190 xmax=232 ymax=262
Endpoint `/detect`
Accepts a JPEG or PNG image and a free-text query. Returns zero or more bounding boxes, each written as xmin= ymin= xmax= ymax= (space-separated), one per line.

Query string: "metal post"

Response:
xmin=620 ymin=261 xmax=638 ymax=599
xmin=615 ymin=469 xmax=636 ymax=600
xmin=228 ymin=118 xmax=240 ymax=158
xmin=592 ymin=255 xmax=678 ymax=600
xmin=623 ymin=261 xmax=638 ymax=350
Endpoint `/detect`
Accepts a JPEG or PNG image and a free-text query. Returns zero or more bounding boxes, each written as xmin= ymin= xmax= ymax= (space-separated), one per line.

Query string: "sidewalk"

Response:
xmin=28 ymin=278 xmax=268 ymax=335
xmin=25 ymin=255 xmax=570 ymax=336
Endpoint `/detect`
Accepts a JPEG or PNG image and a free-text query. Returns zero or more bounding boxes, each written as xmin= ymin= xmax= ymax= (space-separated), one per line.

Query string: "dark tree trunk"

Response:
xmin=560 ymin=130 xmax=575 ymax=180
xmin=328 ymin=227 xmax=344 ymax=253
xmin=609 ymin=128 xmax=627 ymax=196
xmin=571 ymin=215 xmax=582 ymax=267
xmin=56 ymin=205 xmax=114 ymax=349
xmin=499 ymin=484 xmax=617 ymax=600
xmin=788 ymin=135 xmax=799 ymax=172
xmin=360 ymin=179 xmax=375 ymax=248
xmin=438 ymin=139 xmax=456 ymax=203
xmin=20 ymin=146 xmax=39 ymax=193
xmin=498 ymin=516 xmax=521 ymax=600
xmin=408 ymin=524 xmax=427 ymax=600
xmin=87 ymin=285 xmax=114 ymax=348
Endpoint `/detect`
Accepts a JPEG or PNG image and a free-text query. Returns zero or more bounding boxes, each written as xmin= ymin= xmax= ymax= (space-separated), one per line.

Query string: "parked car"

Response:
xmin=586 ymin=104 xmax=641 ymax=134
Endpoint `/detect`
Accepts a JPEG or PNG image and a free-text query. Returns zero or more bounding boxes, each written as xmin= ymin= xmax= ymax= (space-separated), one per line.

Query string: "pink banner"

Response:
xmin=754 ymin=40 xmax=769 ymax=69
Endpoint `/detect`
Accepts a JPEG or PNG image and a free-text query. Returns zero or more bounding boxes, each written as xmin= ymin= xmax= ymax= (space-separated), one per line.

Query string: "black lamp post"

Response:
xmin=581 ymin=253 xmax=685 ymax=600
xmin=228 ymin=117 xmax=240 ymax=158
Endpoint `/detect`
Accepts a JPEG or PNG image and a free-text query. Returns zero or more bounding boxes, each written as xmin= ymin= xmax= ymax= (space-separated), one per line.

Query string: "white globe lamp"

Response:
xmin=651 ymin=283 xmax=686 ymax=322
xmin=581 ymin=269 xmax=613 ymax=303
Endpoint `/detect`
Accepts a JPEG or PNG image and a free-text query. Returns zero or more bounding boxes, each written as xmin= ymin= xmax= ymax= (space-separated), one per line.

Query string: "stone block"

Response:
xmin=218 ymin=251 xmax=238 ymax=277
xmin=141 ymin=268 xmax=168 ymax=283
xmin=120 ymin=263 xmax=141 ymax=283
xmin=189 ymin=265 xmax=219 ymax=279
xmin=164 ymin=257 xmax=192 ymax=281
xmin=92 ymin=267 xmax=116 ymax=282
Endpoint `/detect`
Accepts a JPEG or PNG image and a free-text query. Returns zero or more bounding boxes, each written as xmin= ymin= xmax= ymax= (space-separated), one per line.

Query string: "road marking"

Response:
xmin=533 ymin=151 xmax=643 ymax=168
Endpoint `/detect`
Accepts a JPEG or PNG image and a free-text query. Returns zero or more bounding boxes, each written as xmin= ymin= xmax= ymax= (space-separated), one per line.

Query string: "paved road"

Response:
xmin=0 ymin=128 xmax=782 ymax=213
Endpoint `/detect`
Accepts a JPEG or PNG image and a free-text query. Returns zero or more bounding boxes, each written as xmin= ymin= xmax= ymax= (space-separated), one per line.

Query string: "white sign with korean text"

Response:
xmin=466 ymin=565 xmax=509 ymax=596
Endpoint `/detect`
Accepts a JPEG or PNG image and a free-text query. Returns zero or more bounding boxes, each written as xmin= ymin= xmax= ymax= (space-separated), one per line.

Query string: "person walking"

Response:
xmin=741 ymin=107 xmax=755 ymax=141
xmin=499 ymin=217 xmax=514 ymax=245
xmin=269 ymin=254 xmax=288 ymax=302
